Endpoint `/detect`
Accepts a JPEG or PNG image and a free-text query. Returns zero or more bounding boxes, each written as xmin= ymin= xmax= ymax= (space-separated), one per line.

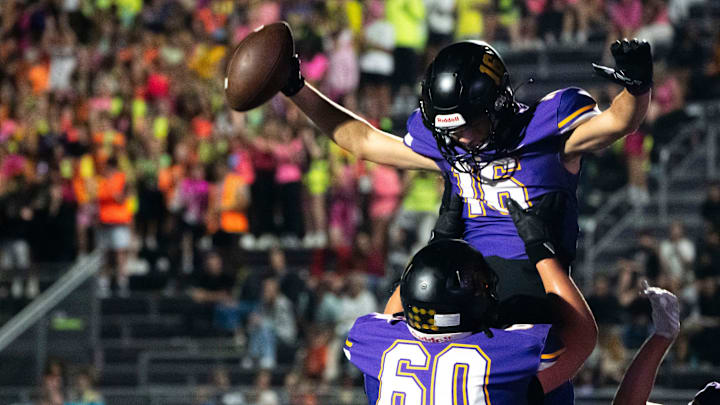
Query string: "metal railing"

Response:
xmin=581 ymin=101 xmax=719 ymax=280
xmin=0 ymin=250 xmax=103 ymax=352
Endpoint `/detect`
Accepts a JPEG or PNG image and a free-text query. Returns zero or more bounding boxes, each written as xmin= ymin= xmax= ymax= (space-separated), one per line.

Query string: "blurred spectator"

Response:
xmin=250 ymin=370 xmax=279 ymax=405
xmin=367 ymin=163 xmax=402 ymax=265
xmin=659 ymin=221 xmax=696 ymax=289
xmin=246 ymin=278 xmax=296 ymax=369
xmin=585 ymin=273 xmax=626 ymax=386
xmin=587 ymin=273 xmax=624 ymax=326
xmin=96 ymin=156 xmax=133 ymax=297
xmin=624 ymin=125 xmax=650 ymax=207
xmin=0 ymin=171 xmax=34 ymax=298
xmin=38 ymin=358 xmax=65 ymax=405
xmin=685 ymin=276 xmax=720 ymax=365
xmin=186 ymin=251 xmax=236 ymax=335
xmin=632 ymin=230 xmax=661 ymax=281
xmin=34 ymin=179 xmax=77 ymax=263
xmin=189 ymin=251 xmax=235 ymax=305
xmin=326 ymin=272 xmax=378 ymax=380
xmin=174 ymin=162 xmax=209 ymax=273
xmin=387 ymin=0 xmax=427 ymax=91
xmin=634 ymin=0 xmax=673 ymax=50
xmin=66 ymin=367 xmax=104 ymax=405
xmin=695 ymin=227 xmax=720 ymax=280
xmin=701 ymin=181 xmax=720 ymax=231
xmin=455 ymin=0 xmax=492 ymax=41
xmin=390 ymin=171 xmax=441 ymax=254
xmin=205 ymin=366 xmax=246 ymax=405
xmin=326 ymin=29 xmax=359 ymax=105
xmin=268 ymin=246 xmax=310 ymax=320
xmin=607 ymin=0 xmax=644 ymax=40
xmin=359 ymin=0 xmax=395 ymax=125
xmin=301 ymin=127 xmax=329 ymax=248
xmin=269 ymin=121 xmax=305 ymax=245
xmin=210 ymin=158 xmax=250 ymax=266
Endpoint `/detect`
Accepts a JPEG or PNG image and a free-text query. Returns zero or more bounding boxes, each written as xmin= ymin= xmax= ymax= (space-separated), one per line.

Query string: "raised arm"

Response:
xmin=563 ymin=39 xmax=653 ymax=163
xmin=507 ymin=194 xmax=598 ymax=394
xmin=283 ymin=58 xmax=438 ymax=171
xmin=612 ymin=281 xmax=679 ymax=405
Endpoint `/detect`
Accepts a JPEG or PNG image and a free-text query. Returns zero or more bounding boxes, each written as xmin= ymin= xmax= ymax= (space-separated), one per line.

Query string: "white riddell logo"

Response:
xmin=435 ymin=113 xmax=466 ymax=128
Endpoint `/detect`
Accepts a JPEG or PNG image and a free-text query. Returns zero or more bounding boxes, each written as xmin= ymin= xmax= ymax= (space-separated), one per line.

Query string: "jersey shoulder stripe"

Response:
xmin=555 ymin=87 xmax=600 ymax=134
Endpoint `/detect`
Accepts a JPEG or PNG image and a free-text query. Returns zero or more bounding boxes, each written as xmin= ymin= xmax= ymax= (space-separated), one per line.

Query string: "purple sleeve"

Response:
xmin=556 ymin=87 xmax=600 ymax=135
xmin=403 ymin=109 xmax=445 ymax=162
xmin=344 ymin=314 xmax=386 ymax=378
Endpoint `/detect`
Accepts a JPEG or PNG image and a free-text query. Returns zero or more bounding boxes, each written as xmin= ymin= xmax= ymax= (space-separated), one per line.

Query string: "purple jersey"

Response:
xmin=344 ymin=313 xmax=551 ymax=405
xmin=404 ymin=88 xmax=600 ymax=260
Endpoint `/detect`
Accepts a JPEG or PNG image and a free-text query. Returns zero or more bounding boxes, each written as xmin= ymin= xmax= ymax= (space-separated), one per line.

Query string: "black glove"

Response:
xmin=430 ymin=174 xmax=465 ymax=241
xmin=592 ymin=38 xmax=653 ymax=96
xmin=281 ymin=54 xmax=305 ymax=97
xmin=507 ymin=192 xmax=566 ymax=265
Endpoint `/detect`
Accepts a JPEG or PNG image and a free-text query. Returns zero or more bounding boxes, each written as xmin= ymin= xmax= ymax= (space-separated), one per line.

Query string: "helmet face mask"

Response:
xmin=400 ymin=239 xmax=499 ymax=335
xmin=420 ymin=41 xmax=518 ymax=173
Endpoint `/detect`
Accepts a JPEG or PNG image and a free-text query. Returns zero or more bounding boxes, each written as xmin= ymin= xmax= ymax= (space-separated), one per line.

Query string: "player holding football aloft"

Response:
xmin=281 ymin=36 xmax=650 ymax=401
xmin=280 ymin=37 xmax=651 ymax=311
xmin=344 ymin=192 xmax=597 ymax=404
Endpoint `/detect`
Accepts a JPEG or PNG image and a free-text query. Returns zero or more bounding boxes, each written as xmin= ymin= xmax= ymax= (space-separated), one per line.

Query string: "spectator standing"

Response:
xmin=210 ymin=160 xmax=250 ymax=266
xmin=96 ymin=156 xmax=133 ymax=297
xmin=270 ymin=121 xmax=305 ymax=245
xmin=386 ymin=0 xmax=427 ymax=92
xmin=659 ymin=221 xmax=696 ymax=289
xmin=359 ymin=0 xmax=395 ymax=125
xmin=246 ymin=278 xmax=296 ymax=369
xmin=175 ymin=162 xmax=210 ymax=274
xmin=326 ymin=29 xmax=359 ymax=105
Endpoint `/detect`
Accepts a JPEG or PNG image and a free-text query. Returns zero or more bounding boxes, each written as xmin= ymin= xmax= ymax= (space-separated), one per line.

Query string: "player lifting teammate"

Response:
xmin=279 ymin=33 xmax=652 ymax=403
xmin=343 ymin=193 xmax=596 ymax=404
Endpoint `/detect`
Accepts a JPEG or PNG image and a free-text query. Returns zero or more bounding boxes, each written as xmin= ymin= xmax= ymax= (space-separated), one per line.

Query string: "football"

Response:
xmin=224 ymin=21 xmax=295 ymax=112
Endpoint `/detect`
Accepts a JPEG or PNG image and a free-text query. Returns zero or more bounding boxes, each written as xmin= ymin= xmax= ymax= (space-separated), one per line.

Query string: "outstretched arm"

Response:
xmin=287 ymin=79 xmax=438 ymax=171
xmin=612 ymin=281 xmax=680 ymax=405
xmin=564 ymin=39 xmax=653 ymax=162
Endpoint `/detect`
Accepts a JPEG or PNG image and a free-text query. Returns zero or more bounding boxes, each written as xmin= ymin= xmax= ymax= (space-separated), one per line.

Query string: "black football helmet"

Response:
xmin=400 ymin=239 xmax=499 ymax=335
xmin=420 ymin=41 xmax=520 ymax=173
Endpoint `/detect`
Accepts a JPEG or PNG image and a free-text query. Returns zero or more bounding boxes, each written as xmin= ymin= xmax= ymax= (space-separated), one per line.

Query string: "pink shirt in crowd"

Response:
xmin=273 ymin=137 xmax=303 ymax=184
xmin=609 ymin=0 xmax=643 ymax=32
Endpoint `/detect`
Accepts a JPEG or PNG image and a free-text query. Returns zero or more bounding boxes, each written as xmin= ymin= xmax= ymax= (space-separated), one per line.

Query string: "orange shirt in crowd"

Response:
xmin=219 ymin=172 xmax=248 ymax=233
xmin=97 ymin=171 xmax=132 ymax=225
xmin=28 ymin=62 xmax=49 ymax=94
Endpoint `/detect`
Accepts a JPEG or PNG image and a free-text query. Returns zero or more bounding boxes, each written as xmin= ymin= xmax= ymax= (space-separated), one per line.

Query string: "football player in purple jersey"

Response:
xmin=282 ymin=37 xmax=651 ymax=309
xmin=343 ymin=192 xmax=597 ymax=404
xmin=281 ymin=35 xmax=650 ymax=403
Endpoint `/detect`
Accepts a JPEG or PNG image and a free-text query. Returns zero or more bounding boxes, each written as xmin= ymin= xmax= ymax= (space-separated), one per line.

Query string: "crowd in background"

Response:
xmin=0 ymin=0 xmax=719 ymax=404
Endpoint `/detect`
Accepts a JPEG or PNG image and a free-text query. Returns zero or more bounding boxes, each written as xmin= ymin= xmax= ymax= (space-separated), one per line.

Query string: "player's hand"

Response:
xmin=281 ymin=54 xmax=305 ymax=97
xmin=507 ymin=192 xmax=565 ymax=265
xmin=640 ymin=280 xmax=680 ymax=339
xmin=430 ymin=174 xmax=465 ymax=241
xmin=592 ymin=38 xmax=653 ymax=96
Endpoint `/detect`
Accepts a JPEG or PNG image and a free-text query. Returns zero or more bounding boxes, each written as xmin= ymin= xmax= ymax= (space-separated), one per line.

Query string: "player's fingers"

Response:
xmin=592 ymin=63 xmax=621 ymax=83
xmin=507 ymin=198 xmax=523 ymax=222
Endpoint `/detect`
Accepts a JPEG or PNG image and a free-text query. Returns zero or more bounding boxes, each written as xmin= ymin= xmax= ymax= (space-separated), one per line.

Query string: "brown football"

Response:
xmin=225 ymin=22 xmax=294 ymax=112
